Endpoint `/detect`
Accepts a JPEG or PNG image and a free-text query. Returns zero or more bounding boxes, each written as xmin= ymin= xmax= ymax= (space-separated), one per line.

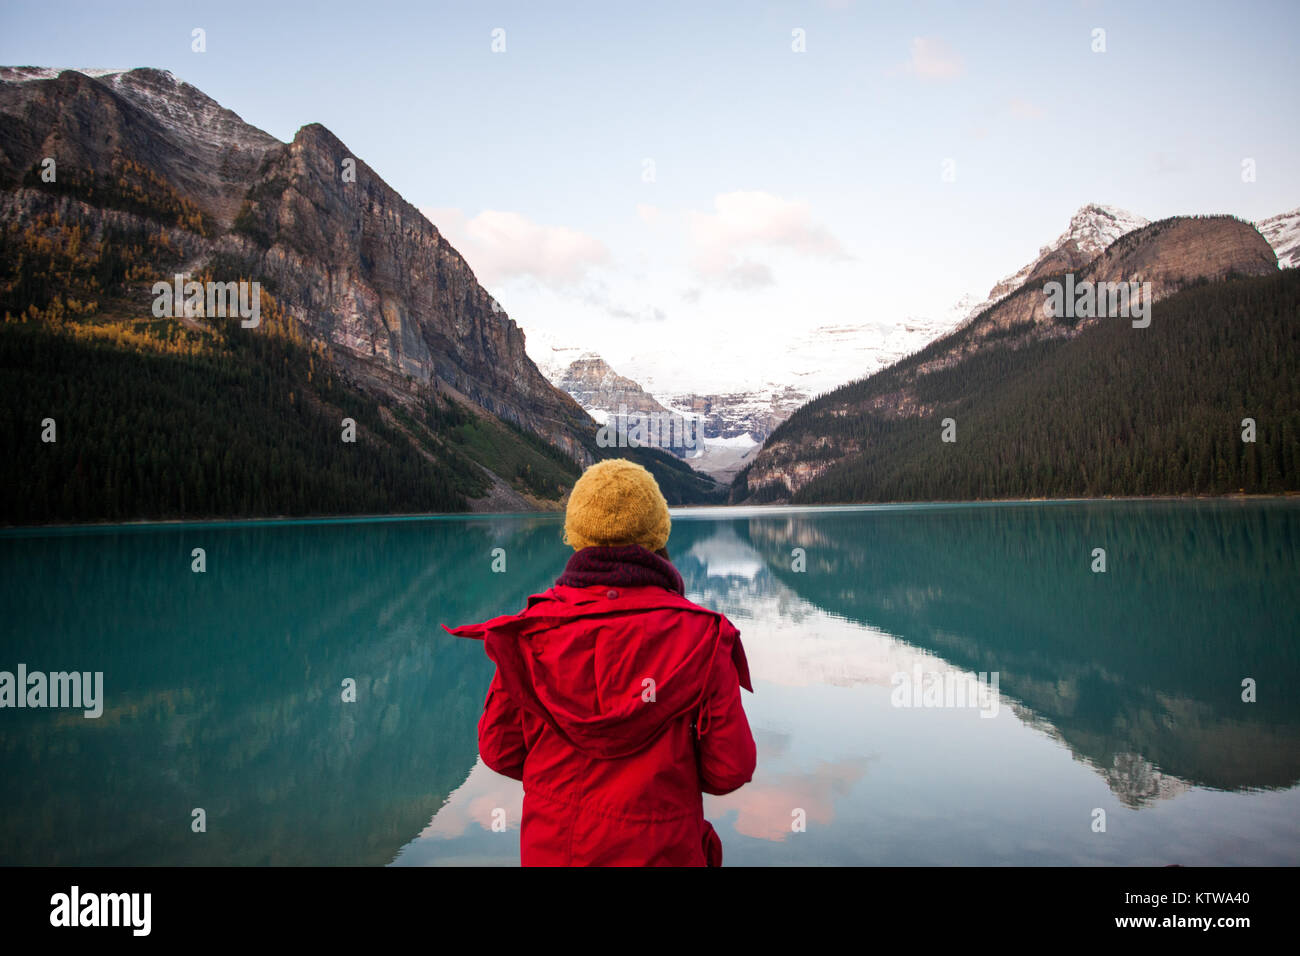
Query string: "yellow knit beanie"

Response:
xmin=563 ymin=458 xmax=671 ymax=552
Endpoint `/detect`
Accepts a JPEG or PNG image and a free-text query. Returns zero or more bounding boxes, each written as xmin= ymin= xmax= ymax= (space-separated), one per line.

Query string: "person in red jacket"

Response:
xmin=444 ymin=457 xmax=756 ymax=866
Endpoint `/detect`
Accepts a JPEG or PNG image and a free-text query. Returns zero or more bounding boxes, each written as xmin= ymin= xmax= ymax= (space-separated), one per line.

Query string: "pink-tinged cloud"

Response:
xmin=1009 ymin=97 xmax=1045 ymax=120
xmin=421 ymin=206 xmax=610 ymax=287
xmin=419 ymin=761 xmax=524 ymax=839
xmin=903 ymin=36 xmax=964 ymax=80
xmin=687 ymin=190 xmax=847 ymax=288
xmin=705 ymin=756 xmax=872 ymax=841
xmin=635 ymin=202 xmax=661 ymax=225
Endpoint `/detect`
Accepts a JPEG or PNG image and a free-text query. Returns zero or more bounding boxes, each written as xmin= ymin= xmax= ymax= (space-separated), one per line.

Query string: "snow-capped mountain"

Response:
xmin=765 ymin=296 xmax=983 ymax=397
xmin=741 ymin=213 xmax=1281 ymax=503
xmin=524 ymin=298 xmax=976 ymax=479
xmin=1258 ymin=207 xmax=1299 ymax=268
xmin=3 ymin=67 xmax=273 ymax=149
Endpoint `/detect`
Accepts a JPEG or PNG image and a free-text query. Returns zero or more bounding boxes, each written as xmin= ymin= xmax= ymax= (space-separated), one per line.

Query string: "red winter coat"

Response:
xmin=444 ymin=552 xmax=755 ymax=867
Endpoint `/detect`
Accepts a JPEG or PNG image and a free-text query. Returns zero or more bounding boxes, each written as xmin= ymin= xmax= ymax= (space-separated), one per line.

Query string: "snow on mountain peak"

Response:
xmin=1062 ymin=202 xmax=1149 ymax=252
xmin=0 ymin=66 xmax=130 ymax=82
xmin=521 ymin=326 xmax=586 ymax=386
xmin=0 ymin=67 xmax=279 ymax=155
xmin=1257 ymin=206 xmax=1300 ymax=269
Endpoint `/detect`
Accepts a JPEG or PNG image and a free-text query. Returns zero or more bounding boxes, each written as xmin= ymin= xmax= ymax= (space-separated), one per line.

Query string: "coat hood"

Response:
xmin=445 ymin=584 xmax=752 ymax=759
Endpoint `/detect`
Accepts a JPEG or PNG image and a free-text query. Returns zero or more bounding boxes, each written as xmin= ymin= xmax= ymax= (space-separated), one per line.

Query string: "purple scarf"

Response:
xmin=555 ymin=545 xmax=685 ymax=595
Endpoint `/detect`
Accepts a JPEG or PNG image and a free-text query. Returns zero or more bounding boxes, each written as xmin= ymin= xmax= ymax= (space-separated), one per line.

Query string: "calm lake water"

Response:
xmin=2 ymin=500 xmax=1298 ymax=866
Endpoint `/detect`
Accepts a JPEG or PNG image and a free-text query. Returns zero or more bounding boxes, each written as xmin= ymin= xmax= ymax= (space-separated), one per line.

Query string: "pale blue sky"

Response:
xmin=3 ymin=0 xmax=1297 ymax=378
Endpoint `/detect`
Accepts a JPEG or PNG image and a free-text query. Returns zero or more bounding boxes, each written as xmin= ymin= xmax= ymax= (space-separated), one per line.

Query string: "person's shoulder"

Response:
xmin=526 ymin=584 xmax=736 ymax=633
xmin=670 ymin=592 xmax=727 ymax=618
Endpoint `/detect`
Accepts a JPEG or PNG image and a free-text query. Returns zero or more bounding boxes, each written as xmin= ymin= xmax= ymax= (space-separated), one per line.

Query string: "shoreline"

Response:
xmin=3 ymin=492 xmax=1297 ymax=534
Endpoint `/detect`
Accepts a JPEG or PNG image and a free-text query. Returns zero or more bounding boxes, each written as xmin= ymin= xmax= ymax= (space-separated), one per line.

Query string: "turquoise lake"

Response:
xmin=1 ymin=500 xmax=1297 ymax=866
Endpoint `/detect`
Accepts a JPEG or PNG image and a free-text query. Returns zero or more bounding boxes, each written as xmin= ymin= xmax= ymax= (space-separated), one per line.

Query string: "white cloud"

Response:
xmin=606 ymin=303 xmax=667 ymax=321
xmin=1009 ymin=97 xmax=1045 ymax=120
xmin=721 ymin=259 xmax=776 ymax=290
xmin=420 ymin=206 xmax=609 ymax=287
xmin=687 ymin=190 xmax=847 ymax=288
xmin=903 ymin=36 xmax=963 ymax=81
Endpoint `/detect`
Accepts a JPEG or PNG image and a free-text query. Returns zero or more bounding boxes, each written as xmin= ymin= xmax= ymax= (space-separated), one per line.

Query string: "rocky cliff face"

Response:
xmin=742 ymin=214 xmax=1279 ymax=499
xmin=231 ymin=121 xmax=594 ymax=460
xmin=0 ymin=66 xmax=596 ymax=464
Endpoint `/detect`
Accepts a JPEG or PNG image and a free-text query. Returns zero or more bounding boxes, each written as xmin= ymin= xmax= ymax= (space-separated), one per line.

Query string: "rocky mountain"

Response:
xmin=0 ymin=67 xmax=595 ymax=461
xmin=1258 ymin=206 xmax=1300 ymax=269
xmin=737 ymin=214 xmax=1285 ymax=502
xmin=0 ymin=66 xmax=283 ymax=226
xmin=553 ymin=353 xmax=673 ymax=420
